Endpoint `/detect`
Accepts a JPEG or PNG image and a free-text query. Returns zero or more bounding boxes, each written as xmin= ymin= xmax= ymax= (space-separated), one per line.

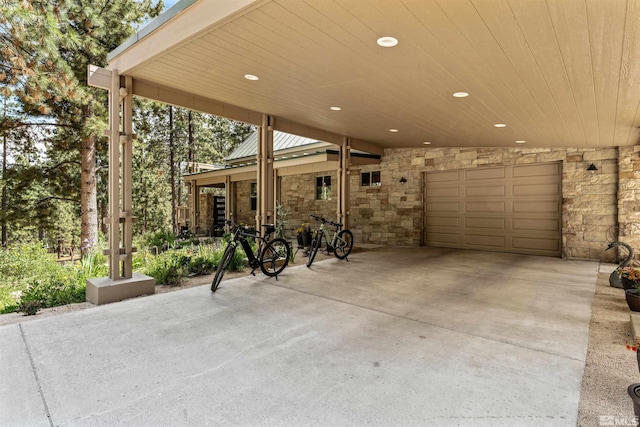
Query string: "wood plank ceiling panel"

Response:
xmin=586 ymin=0 xmax=626 ymax=145
xmin=433 ymin=0 xmax=560 ymax=146
xmin=115 ymin=0 xmax=640 ymax=148
xmin=470 ymin=0 xmax=570 ymax=145
xmin=616 ymin=0 xmax=640 ymax=145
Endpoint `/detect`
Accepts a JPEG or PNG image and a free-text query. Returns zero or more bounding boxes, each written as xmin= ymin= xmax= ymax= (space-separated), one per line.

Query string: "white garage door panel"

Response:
xmin=425 ymin=162 xmax=561 ymax=257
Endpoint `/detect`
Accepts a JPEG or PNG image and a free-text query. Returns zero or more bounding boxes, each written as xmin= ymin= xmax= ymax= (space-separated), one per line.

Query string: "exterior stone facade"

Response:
xmin=353 ymin=147 xmax=620 ymax=261
xmin=194 ymin=146 xmax=640 ymax=262
xmin=280 ymin=172 xmax=337 ymax=237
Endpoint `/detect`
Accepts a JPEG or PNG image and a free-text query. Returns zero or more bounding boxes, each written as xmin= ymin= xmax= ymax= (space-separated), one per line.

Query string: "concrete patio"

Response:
xmin=1 ymin=247 xmax=599 ymax=426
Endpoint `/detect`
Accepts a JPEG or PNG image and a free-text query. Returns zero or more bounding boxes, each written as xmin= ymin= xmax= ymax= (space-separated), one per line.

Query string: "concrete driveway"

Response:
xmin=1 ymin=247 xmax=598 ymax=426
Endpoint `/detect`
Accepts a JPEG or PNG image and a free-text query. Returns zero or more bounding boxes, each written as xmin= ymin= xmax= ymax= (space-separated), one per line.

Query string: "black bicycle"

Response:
xmin=306 ymin=214 xmax=354 ymax=267
xmin=211 ymin=220 xmax=291 ymax=292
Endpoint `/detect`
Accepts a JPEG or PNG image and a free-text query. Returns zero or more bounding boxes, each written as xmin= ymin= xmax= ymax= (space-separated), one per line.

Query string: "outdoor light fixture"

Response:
xmin=587 ymin=163 xmax=598 ymax=172
xmin=399 ymin=177 xmax=407 ymax=183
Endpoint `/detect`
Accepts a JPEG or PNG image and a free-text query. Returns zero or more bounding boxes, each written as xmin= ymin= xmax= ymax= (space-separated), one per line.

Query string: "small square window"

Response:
xmin=250 ymin=182 xmax=257 ymax=211
xmin=361 ymin=171 xmax=381 ymax=187
xmin=316 ymin=176 xmax=331 ymax=200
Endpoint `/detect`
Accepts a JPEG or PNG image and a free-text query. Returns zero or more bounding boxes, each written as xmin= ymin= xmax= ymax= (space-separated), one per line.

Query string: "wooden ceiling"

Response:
xmin=108 ymin=0 xmax=640 ymax=149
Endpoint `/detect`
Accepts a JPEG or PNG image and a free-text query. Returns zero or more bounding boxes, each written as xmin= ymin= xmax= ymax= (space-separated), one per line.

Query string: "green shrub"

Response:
xmin=0 ymin=243 xmax=108 ymax=314
xmin=144 ymin=252 xmax=185 ymax=286
xmin=142 ymin=229 xmax=176 ymax=251
xmin=18 ymin=278 xmax=85 ymax=315
xmin=0 ymin=244 xmax=73 ymax=313
xmin=78 ymin=249 xmax=108 ymax=284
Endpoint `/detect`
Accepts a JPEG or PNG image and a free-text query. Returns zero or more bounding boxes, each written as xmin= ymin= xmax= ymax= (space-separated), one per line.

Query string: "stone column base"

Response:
xmin=86 ymin=273 xmax=155 ymax=305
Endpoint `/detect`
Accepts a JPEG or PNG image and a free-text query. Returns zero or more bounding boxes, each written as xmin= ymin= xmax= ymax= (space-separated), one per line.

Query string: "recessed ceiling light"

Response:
xmin=330 ymin=106 xmax=341 ymax=111
xmin=494 ymin=123 xmax=506 ymax=128
xmin=423 ymin=141 xmax=432 ymax=145
xmin=377 ymin=36 xmax=398 ymax=47
xmin=389 ymin=128 xmax=399 ymax=133
xmin=453 ymin=92 xmax=469 ymax=98
xmin=244 ymin=74 xmax=259 ymax=81
xmin=515 ymin=140 xmax=526 ymax=144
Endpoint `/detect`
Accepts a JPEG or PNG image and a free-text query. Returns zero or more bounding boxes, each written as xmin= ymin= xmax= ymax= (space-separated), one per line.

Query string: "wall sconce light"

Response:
xmin=587 ymin=163 xmax=598 ymax=173
xmin=399 ymin=177 xmax=407 ymax=183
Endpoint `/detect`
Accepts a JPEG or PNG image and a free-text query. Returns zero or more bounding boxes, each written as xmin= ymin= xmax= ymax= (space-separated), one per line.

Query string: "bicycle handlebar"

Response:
xmin=310 ymin=214 xmax=342 ymax=228
xmin=223 ymin=219 xmax=274 ymax=239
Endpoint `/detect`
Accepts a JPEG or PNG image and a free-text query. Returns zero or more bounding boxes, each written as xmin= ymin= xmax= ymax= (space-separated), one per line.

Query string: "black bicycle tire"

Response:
xmin=211 ymin=244 xmax=235 ymax=292
xmin=334 ymin=229 xmax=354 ymax=259
xmin=306 ymin=233 xmax=322 ymax=267
xmin=259 ymin=238 xmax=290 ymax=276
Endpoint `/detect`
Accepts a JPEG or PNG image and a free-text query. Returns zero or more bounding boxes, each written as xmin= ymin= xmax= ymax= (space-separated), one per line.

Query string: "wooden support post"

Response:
xmin=86 ymin=65 xmax=154 ymax=304
xmin=108 ymin=69 xmax=120 ymax=279
xmin=256 ymin=114 xmax=275 ymax=230
xmin=121 ymin=76 xmax=134 ymax=279
xmin=225 ymin=175 xmax=232 ymax=228
xmin=337 ymin=136 xmax=351 ymax=228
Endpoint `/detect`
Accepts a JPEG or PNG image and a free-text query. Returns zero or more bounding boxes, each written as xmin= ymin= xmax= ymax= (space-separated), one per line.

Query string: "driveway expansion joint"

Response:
xmin=19 ymin=323 xmax=54 ymax=427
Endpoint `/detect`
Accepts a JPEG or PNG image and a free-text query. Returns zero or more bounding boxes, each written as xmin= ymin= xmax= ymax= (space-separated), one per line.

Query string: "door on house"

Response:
xmin=424 ymin=162 xmax=562 ymax=257
xmin=213 ymin=196 xmax=226 ymax=229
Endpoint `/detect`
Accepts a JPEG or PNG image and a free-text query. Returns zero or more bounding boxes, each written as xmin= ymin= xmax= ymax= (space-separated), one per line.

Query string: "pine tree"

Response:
xmin=0 ymin=0 xmax=162 ymax=253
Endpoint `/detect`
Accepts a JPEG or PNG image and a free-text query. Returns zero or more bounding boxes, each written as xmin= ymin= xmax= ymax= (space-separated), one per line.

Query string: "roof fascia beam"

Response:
xmin=349 ymin=138 xmax=384 ymax=157
xmin=132 ymin=79 xmax=263 ymax=126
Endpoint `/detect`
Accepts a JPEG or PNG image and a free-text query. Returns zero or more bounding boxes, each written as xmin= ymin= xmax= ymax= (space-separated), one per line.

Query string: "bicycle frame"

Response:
xmin=306 ymin=214 xmax=353 ymax=267
xmin=314 ymin=223 xmax=339 ymax=253
xmin=212 ymin=220 xmax=290 ymax=292
xmin=229 ymin=226 xmax=270 ymax=274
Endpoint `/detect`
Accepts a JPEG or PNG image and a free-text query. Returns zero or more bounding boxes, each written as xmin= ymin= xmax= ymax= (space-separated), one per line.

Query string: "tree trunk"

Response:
xmin=2 ymin=129 xmax=6 ymax=248
xmin=80 ymin=130 xmax=98 ymax=256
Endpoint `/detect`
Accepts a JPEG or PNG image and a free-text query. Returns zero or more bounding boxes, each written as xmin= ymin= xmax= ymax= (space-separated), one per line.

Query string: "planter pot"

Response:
xmin=629 ymin=384 xmax=640 ymax=418
xmin=297 ymin=231 xmax=312 ymax=248
xmin=626 ymin=289 xmax=640 ymax=312
xmin=622 ymin=277 xmax=639 ymax=291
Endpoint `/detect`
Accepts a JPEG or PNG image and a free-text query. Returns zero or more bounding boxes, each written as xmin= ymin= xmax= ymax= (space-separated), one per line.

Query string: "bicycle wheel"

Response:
xmin=306 ymin=233 xmax=322 ymax=267
xmin=259 ymin=238 xmax=290 ymax=276
xmin=211 ymin=244 xmax=235 ymax=292
xmin=334 ymin=229 xmax=354 ymax=259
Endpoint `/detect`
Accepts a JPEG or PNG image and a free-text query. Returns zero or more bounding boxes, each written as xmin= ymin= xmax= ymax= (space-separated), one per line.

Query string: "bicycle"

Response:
xmin=306 ymin=214 xmax=354 ymax=267
xmin=211 ymin=220 xmax=291 ymax=292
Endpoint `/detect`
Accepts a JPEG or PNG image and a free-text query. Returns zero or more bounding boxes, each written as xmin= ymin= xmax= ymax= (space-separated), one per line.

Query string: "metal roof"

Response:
xmin=226 ymin=131 xmax=325 ymax=161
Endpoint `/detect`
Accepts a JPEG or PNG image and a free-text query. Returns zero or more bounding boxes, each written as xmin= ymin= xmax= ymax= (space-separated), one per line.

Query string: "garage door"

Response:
xmin=425 ymin=162 xmax=561 ymax=257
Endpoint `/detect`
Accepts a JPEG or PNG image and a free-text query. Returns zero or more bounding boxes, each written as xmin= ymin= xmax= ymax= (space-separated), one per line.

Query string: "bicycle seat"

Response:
xmin=262 ymin=224 xmax=276 ymax=235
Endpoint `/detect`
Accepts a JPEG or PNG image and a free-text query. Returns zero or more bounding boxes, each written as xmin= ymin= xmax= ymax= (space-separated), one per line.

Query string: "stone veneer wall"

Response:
xmin=351 ymin=147 xmax=620 ymax=261
xmin=617 ymin=146 xmax=640 ymax=251
xmin=280 ymin=172 xmax=337 ymax=236
xmin=233 ymin=181 xmax=256 ymax=227
xmin=210 ymin=146 xmax=635 ymax=261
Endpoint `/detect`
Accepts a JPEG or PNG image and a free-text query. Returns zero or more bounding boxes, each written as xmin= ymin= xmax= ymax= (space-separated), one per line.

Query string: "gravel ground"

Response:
xmin=2 ymin=259 xmax=639 ymax=425
xmin=578 ymin=267 xmax=639 ymax=426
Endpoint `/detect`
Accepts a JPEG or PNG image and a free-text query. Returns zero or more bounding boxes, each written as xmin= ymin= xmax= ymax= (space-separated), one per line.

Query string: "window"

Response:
xmin=316 ymin=176 xmax=331 ymax=200
xmin=361 ymin=171 xmax=381 ymax=187
xmin=250 ymin=182 xmax=257 ymax=210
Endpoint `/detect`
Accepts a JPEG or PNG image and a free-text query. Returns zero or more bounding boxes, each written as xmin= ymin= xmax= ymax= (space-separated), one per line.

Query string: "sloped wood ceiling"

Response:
xmin=109 ymin=0 xmax=640 ymax=148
